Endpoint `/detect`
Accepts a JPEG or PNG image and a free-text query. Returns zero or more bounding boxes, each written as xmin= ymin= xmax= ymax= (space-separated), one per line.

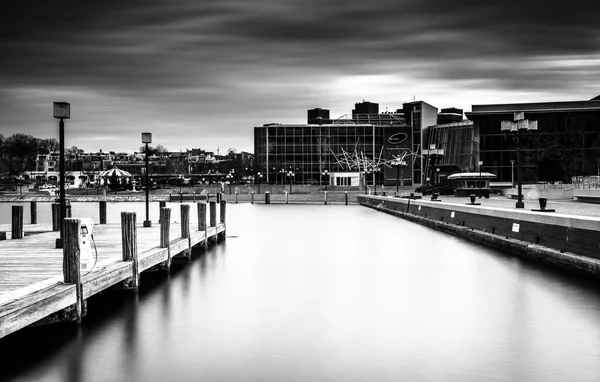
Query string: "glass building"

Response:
xmin=426 ymin=120 xmax=478 ymax=173
xmin=466 ymin=96 xmax=600 ymax=183
xmin=254 ymin=122 xmax=413 ymax=186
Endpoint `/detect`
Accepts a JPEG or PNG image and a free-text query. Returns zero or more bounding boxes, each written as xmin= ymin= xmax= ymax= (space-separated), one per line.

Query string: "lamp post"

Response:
xmin=478 ymin=160 xmax=483 ymax=196
xmin=322 ymin=169 xmax=329 ymax=191
xmin=53 ymin=102 xmax=70 ymax=248
xmin=287 ymin=170 xmax=294 ymax=193
xmin=142 ymin=132 xmax=152 ymax=227
xmin=392 ymin=159 xmax=407 ymax=193
xmin=226 ymin=172 xmax=233 ymax=193
xmin=373 ymin=167 xmax=380 ymax=195
xmin=365 ymin=167 xmax=372 ymax=194
xmin=510 ymin=160 xmax=515 ymax=188
xmin=432 ymin=167 xmax=440 ymax=198
xmin=502 ymin=113 xmax=538 ymax=209
xmin=257 ymin=172 xmax=262 ymax=193
xmin=279 ymin=168 xmax=285 ymax=185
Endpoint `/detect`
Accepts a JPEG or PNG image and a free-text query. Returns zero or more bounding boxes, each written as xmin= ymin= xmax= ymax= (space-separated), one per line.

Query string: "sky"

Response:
xmin=1 ymin=0 xmax=599 ymax=154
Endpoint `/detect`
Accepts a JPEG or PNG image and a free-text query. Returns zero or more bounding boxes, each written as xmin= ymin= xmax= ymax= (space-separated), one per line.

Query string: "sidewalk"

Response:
xmin=430 ymin=194 xmax=600 ymax=218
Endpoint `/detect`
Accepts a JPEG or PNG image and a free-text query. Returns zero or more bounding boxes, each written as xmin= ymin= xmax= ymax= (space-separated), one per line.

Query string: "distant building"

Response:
xmin=437 ymin=108 xmax=464 ymax=124
xmin=307 ymin=108 xmax=332 ymax=124
xmin=465 ymin=96 xmax=600 ymax=183
xmin=255 ymin=101 xmax=414 ymax=187
xmin=402 ymin=101 xmax=439 ymax=185
xmin=426 ymin=120 xmax=477 ymax=174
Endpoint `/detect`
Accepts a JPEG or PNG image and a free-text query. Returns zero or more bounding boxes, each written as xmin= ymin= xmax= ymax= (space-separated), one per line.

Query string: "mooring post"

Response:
xmin=159 ymin=207 xmax=172 ymax=270
xmin=345 ymin=191 xmax=348 ymax=206
xmin=324 ymin=191 xmax=328 ymax=205
xmin=121 ymin=212 xmax=139 ymax=289
xmin=11 ymin=205 xmax=24 ymax=239
xmin=216 ymin=192 xmax=221 ymax=203
xmin=209 ymin=200 xmax=217 ymax=244
xmin=209 ymin=200 xmax=217 ymax=228
xmin=30 ymin=201 xmax=37 ymax=224
xmin=181 ymin=204 xmax=191 ymax=258
xmin=251 ymin=192 xmax=254 ymax=204
xmin=63 ymin=218 xmax=85 ymax=322
xmin=220 ymin=199 xmax=227 ymax=241
xmin=265 ymin=191 xmax=270 ymax=204
xmin=52 ymin=203 xmax=60 ymax=232
xmin=285 ymin=191 xmax=288 ymax=204
xmin=198 ymin=201 xmax=208 ymax=248
xmin=99 ymin=200 xmax=107 ymax=224
xmin=235 ymin=192 xmax=238 ymax=204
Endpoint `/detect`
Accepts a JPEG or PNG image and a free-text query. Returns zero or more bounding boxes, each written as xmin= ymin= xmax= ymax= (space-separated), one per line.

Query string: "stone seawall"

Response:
xmin=359 ymin=195 xmax=600 ymax=278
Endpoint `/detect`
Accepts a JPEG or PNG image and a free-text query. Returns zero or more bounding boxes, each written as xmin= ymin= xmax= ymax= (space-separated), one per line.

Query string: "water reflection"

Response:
xmin=1 ymin=204 xmax=600 ymax=382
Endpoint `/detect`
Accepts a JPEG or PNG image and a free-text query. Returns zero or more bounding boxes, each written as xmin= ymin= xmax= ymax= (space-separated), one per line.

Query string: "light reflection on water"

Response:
xmin=1 ymin=203 xmax=600 ymax=382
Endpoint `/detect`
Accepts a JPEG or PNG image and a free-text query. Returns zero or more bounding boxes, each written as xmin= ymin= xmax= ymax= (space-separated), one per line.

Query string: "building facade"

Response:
xmin=254 ymin=121 xmax=413 ymax=186
xmin=465 ymin=96 xmax=600 ymax=183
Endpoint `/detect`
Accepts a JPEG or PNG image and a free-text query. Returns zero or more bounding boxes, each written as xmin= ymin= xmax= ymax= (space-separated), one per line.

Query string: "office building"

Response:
xmin=254 ymin=102 xmax=414 ymax=187
xmin=465 ymin=96 xmax=600 ymax=183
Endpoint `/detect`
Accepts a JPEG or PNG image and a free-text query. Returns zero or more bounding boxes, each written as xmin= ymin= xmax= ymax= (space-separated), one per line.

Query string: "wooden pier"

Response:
xmin=0 ymin=200 xmax=226 ymax=339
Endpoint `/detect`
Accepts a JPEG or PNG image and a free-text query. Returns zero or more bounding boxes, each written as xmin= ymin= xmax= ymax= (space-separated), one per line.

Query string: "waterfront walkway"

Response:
xmin=0 ymin=205 xmax=226 ymax=339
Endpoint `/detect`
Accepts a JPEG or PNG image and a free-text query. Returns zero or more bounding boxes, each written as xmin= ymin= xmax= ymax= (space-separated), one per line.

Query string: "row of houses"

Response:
xmin=29 ymin=148 xmax=253 ymax=186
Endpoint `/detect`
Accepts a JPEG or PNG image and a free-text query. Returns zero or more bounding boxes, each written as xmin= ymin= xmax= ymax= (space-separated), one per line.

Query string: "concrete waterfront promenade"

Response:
xmin=0 ymin=201 xmax=226 ymax=339
xmin=360 ymin=194 xmax=600 ymax=278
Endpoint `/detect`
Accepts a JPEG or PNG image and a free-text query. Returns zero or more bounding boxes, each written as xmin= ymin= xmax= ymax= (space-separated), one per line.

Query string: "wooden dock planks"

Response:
xmin=0 ymin=219 xmax=225 ymax=339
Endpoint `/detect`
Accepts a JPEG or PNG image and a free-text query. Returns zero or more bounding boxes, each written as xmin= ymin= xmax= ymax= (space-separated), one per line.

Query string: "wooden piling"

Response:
xmin=235 ymin=192 xmax=238 ymax=204
xmin=324 ymin=191 xmax=328 ymax=205
xmin=99 ymin=200 xmax=107 ymax=224
xmin=345 ymin=191 xmax=348 ymax=205
xmin=265 ymin=191 xmax=270 ymax=204
xmin=63 ymin=218 xmax=85 ymax=322
xmin=52 ymin=203 xmax=60 ymax=232
xmin=251 ymin=192 xmax=254 ymax=204
xmin=216 ymin=192 xmax=222 ymax=203
xmin=30 ymin=201 xmax=37 ymax=224
xmin=159 ymin=200 xmax=166 ymax=209
xmin=198 ymin=202 xmax=208 ymax=248
xmin=181 ymin=204 xmax=191 ymax=258
xmin=285 ymin=191 xmax=288 ymax=204
xmin=220 ymin=200 xmax=226 ymax=225
xmin=121 ymin=212 xmax=139 ymax=289
xmin=12 ymin=205 xmax=24 ymax=239
xmin=209 ymin=201 xmax=217 ymax=228
xmin=159 ymin=207 xmax=171 ymax=270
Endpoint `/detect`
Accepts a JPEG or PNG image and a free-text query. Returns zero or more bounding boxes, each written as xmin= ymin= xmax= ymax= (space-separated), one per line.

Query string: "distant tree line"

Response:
xmin=0 ymin=133 xmax=67 ymax=180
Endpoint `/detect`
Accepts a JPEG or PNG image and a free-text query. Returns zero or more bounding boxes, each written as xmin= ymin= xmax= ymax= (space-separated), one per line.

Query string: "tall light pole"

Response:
xmin=142 ymin=132 xmax=152 ymax=227
xmin=502 ymin=113 xmax=538 ymax=209
xmin=478 ymin=160 xmax=483 ymax=196
xmin=257 ymin=172 xmax=262 ymax=193
xmin=53 ymin=102 xmax=70 ymax=249
xmin=287 ymin=170 xmax=294 ymax=193
xmin=510 ymin=160 xmax=515 ymax=188
xmin=322 ymin=169 xmax=329 ymax=191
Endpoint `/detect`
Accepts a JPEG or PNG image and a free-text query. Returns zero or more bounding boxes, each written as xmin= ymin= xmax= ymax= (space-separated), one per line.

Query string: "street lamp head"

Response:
xmin=142 ymin=132 xmax=152 ymax=144
xmin=53 ymin=102 xmax=70 ymax=119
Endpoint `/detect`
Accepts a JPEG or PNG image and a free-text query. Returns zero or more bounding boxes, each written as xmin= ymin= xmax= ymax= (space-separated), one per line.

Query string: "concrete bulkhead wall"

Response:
xmin=358 ymin=195 xmax=600 ymax=276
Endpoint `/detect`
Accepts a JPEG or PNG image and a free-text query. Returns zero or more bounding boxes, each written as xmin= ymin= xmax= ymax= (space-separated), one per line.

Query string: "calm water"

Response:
xmin=1 ymin=203 xmax=600 ymax=381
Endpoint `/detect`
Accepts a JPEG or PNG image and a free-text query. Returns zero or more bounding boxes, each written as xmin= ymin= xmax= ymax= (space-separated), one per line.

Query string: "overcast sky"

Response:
xmin=1 ymin=0 xmax=599 ymax=154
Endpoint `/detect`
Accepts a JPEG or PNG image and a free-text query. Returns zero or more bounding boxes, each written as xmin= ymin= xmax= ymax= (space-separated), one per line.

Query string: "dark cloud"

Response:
xmin=1 ymin=0 xmax=599 ymax=151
